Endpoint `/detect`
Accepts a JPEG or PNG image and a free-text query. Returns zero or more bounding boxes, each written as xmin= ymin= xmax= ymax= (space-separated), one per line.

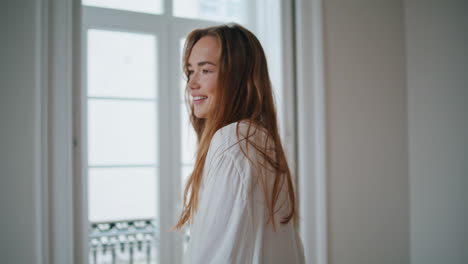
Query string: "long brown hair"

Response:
xmin=174 ymin=24 xmax=297 ymax=231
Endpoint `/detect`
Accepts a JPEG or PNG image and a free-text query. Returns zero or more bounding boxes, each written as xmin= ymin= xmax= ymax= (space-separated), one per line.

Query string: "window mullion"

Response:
xmin=168 ymin=20 xmax=184 ymax=264
xmin=157 ymin=22 xmax=177 ymax=264
xmin=83 ymin=6 xmax=166 ymax=34
xmin=164 ymin=0 xmax=173 ymax=18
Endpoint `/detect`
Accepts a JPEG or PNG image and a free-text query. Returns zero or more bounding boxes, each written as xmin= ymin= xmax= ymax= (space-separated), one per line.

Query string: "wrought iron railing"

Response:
xmin=89 ymin=219 xmax=158 ymax=264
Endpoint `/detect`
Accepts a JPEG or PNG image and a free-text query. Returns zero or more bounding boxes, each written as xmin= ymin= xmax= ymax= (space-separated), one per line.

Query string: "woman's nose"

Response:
xmin=188 ymin=74 xmax=200 ymax=89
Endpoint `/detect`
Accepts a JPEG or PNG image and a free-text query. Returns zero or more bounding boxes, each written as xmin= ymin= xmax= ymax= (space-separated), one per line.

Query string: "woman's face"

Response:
xmin=187 ymin=36 xmax=220 ymax=119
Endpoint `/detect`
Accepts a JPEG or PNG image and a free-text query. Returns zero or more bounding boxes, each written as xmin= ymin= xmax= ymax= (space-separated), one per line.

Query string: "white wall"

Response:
xmin=323 ymin=0 xmax=410 ymax=263
xmin=405 ymin=0 xmax=468 ymax=263
xmin=0 ymin=1 xmax=42 ymax=263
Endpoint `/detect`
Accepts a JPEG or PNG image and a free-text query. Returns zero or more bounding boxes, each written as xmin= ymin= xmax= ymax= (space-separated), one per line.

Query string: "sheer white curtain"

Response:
xmin=282 ymin=0 xmax=328 ymax=264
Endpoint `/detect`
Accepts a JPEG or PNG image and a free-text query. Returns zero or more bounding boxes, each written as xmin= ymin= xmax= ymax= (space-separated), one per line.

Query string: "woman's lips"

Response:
xmin=192 ymin=96 xmax=208 ymax=104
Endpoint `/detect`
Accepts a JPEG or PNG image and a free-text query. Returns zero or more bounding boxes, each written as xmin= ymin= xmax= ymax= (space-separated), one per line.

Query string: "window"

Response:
xmin=81 ymin=1 xmax=286 ymax=263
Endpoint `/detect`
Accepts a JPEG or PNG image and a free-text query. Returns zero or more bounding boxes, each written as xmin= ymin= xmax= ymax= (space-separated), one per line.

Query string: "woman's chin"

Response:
xmin=193 ymin=111 xmax=207 ymax=119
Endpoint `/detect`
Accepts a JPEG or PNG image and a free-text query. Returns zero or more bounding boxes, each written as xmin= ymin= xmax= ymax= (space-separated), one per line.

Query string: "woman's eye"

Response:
xmin=187 ymin=70 xmax=194 ymax=76
xmin=202 ymin=69 xmax=212 ymax=74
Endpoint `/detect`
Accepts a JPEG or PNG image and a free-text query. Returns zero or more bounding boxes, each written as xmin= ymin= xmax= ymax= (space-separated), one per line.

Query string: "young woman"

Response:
xmin=174 ymin=24 xmax=305 ymax=264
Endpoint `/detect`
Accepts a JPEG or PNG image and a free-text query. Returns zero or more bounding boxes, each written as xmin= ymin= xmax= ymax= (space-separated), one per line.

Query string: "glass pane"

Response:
xmin=88 ymin=167 xmax=158 ymax=222
xmin=174 ymin=0 xmax=246 ymax=24
xmin=180 ymin=38 xmax=187 ymax=101
xmin=88 ymin=99 xmax=157 ymax=166
xmin=88 ymin=29 xmax=157 ymax=99
xmin=180 ymin=103 xmax=197 ymax=165
xmin=181 ymin=165 xmax=193 ymax=254
xmin=180 ymin=74 xmax=187 ymax=101
xmin=83 ymin=0 xmax=163 ymax=14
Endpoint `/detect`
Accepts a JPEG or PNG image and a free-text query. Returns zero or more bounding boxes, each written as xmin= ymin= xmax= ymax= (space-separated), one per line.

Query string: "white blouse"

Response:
xmin=184 ymin=121 xmax=305 ymax=264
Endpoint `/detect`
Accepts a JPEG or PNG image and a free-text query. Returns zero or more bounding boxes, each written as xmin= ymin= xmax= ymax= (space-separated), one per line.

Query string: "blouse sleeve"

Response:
xmin=186 ymin=151 xmax=255 ymax=264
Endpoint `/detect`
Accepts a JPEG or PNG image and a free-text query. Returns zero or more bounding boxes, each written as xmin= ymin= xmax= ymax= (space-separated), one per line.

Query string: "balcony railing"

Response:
xmin=89 ymin=219 xmax=158 ymax=264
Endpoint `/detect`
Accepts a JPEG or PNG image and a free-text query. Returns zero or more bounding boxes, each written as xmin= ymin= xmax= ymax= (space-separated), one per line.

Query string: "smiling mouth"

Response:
xmin=192 ymin=96 xmax=208 ymax=102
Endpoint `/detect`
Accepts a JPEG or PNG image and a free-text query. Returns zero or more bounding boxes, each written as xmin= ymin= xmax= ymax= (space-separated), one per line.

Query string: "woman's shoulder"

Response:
xmin=208 ymin=120 xmax=270 ymax=160
xmin=212 ymin=120 xmax=266 ymax=147
xmin=209 ymin=121 xmax=242 ymax=154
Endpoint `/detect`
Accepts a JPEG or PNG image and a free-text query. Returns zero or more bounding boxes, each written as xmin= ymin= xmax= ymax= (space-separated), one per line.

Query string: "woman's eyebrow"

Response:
xmin=187 ymin=61 xmax=217 ymax=67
